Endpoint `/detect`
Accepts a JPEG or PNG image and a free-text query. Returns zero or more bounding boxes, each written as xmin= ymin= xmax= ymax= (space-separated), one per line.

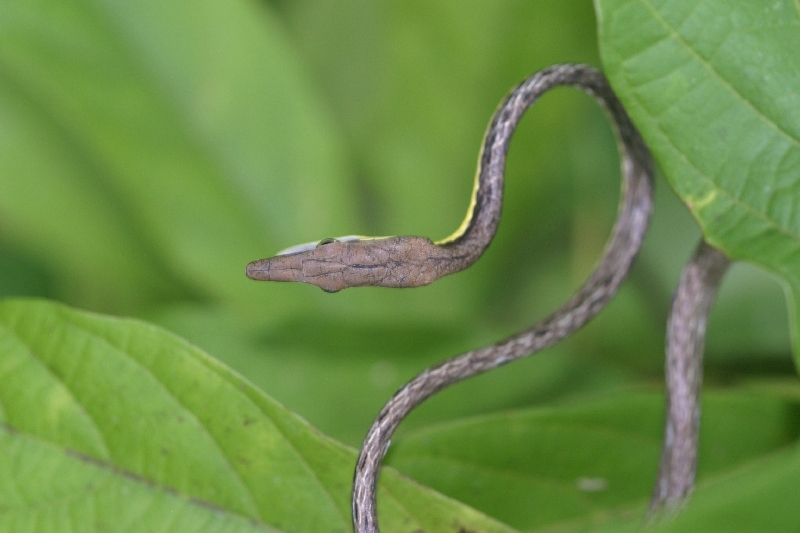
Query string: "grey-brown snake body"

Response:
xmin=649 ymin=240 xmax=730 ymax=518
xmin=247 ymin=64 xmax=655 ymax=533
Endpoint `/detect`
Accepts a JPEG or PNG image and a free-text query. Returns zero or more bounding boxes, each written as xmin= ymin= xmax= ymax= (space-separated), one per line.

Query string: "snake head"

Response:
xmin=246 ymin=236 xmax=444 ymax=292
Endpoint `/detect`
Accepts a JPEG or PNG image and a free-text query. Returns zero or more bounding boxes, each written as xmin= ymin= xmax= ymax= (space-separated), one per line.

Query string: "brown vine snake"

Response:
xmin=247 ymin=64 xmax=654 ymax=533
xmin=650 ymin=240 xmax=730 ymax=518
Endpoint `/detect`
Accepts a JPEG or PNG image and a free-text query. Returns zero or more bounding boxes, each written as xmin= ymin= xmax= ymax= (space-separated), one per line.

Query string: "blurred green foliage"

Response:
xmin=0 ymin=0 xmax=797 ymax=530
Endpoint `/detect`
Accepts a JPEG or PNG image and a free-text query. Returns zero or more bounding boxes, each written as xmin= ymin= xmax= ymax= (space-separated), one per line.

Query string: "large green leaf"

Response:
xmin=589 ymin=426 xmax=800 ymax=533
xmin=647 ymin=441 xmax=800 ymax=533
xmin=595 ymin=0 xmax=800 ymax=361
xmin=386 ymin=390 xmax=800 ymax=531
xmin=0 ymin=298 xmax=515 ymax=533
xmin=0 ymin=0 xmax=355 ymax=315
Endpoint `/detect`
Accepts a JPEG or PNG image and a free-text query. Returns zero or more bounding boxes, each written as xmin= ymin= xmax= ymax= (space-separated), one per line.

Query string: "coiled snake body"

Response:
xmin=247 ymin=64 xmax=654 ymax=533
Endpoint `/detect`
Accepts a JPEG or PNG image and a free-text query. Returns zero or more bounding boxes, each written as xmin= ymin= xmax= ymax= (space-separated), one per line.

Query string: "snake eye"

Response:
xmin=316 ymin=238 xmax=339 ymax=247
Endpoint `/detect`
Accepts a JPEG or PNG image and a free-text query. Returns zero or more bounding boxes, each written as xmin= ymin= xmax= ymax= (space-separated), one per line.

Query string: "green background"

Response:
xmin=0 ymin=0 xmax=798 ymax=531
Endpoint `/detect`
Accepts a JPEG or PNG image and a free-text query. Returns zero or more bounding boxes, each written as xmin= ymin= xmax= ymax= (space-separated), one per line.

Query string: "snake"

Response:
xmin=247 ymin=64 xmax=654 ymax=533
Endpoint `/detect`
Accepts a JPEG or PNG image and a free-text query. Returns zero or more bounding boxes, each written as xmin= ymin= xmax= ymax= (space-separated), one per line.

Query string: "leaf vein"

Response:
xmin=634 ymin=88 xmax=800 ymax=258
xmin=638 ymin=0 xmax=800 ymax=150
xmin=60 ymin=317 xmax=264 ymax=522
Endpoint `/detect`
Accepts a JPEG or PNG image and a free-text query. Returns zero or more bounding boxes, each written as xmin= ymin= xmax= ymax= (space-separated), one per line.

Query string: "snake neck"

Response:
xmin=434 ymin=93 xmax=509 ymax=275
xmin=435 ymin=169 xmax=504 ymax=275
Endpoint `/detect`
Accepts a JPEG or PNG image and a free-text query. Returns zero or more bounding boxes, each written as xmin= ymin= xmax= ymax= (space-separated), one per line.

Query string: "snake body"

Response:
xmin=247 ymin=64 xmax=654 ymax=533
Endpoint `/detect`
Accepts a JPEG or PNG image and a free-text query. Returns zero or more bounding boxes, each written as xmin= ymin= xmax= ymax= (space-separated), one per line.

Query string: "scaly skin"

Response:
xmin=246 ymin=64 xmax=655 ymax=533
xmin=246 ymin=236 xmax=460 ymax=292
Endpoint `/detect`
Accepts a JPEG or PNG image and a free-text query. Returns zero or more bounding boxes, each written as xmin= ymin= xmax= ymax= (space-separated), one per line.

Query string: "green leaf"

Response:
xmin=149 ymin=304 xmax=641 ymax=448
xmin=0 ymin=298 xmax=516 ymax=533
xmin=0 ymin=0 xmax=355 ymax=315
xmin=583 ymin=439 xmax=800 ymax=533
xmin=386 ymin=390 xmax=800 ymax=531
xmin=584 ymin=435 xmax=800 ymax=533
xmin=595 ymin=0 xmax=800 ymax=362
xmin=647 ymin=440 xmax=800 ymax=533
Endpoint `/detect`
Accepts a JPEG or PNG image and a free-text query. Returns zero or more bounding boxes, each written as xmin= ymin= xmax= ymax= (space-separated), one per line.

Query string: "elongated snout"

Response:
xmin=246 ymin=255 xmax=303 ymax=282
xmin=246 ymin=244 xmax=347 ymax=292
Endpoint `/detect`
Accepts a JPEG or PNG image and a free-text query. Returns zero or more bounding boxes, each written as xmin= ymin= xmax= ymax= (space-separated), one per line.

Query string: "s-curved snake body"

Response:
xmin=247 ymin=64 xmax=654 ymax=533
